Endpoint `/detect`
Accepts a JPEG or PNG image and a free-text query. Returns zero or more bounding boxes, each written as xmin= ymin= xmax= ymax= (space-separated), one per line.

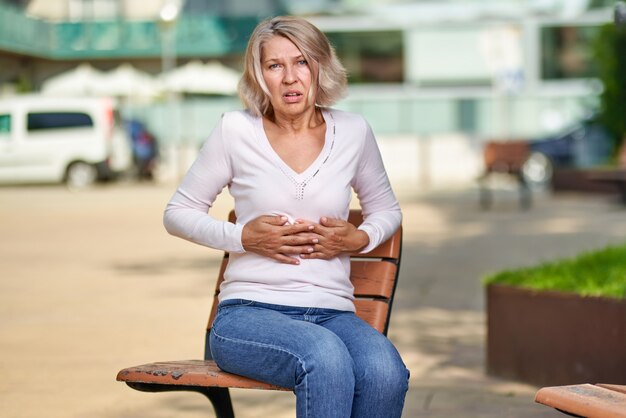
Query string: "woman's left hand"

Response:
xmin=297 ymin=217 xmax=369 ymax=260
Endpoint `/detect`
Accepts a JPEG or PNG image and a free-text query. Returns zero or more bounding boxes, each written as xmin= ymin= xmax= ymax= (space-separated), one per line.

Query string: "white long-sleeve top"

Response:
xmin=164 ymin=108 xmax=401 ymax=311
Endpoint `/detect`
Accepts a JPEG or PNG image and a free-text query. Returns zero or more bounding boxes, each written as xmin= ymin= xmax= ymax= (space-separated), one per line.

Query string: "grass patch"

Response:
xmin=483 ymin=242 xmax=626 ymax=299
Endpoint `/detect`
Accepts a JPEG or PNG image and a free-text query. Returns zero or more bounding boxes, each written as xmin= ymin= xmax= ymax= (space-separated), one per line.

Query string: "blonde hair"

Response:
xmin=238 ymin=16 xmax=348 ymax=117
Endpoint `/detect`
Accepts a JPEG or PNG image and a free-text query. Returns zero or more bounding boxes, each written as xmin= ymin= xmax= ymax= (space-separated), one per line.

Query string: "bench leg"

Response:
xmin=517 ymin=175 xmax=531 ymax=210
xmin=199 ymin=387 xmax=235 ymax=418
xmin=617 ymin=183 xmax=626 ymax=205
xmin=126 ymin=383 xmax=235 ymax=418
xmin=555 ymin=409 xmax=585 ymax=417
xmin=478 ymin=173 xmax=492 ymax=210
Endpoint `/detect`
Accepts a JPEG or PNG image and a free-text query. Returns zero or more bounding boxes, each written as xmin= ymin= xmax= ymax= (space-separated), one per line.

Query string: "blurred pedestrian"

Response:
xmin=126 ymin=119 xmax=158 ymax=180
xmin=164 ymin=16 xmax=407 ymax=418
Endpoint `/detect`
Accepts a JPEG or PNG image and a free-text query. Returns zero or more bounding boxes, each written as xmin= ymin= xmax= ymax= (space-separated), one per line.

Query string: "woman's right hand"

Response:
xmin=241 ymin=215 xmax=318 ymax=265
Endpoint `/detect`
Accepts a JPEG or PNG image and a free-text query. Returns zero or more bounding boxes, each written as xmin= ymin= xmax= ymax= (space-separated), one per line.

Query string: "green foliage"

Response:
xmin=593 ymin=23 xmax=626 ymax=155
xmin=484 ymin=242 xmax=626 ymax=299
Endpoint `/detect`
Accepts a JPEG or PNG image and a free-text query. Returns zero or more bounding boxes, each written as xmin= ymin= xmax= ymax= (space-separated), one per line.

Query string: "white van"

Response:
xmin=0 ymin=95 xmax=132 ymax=188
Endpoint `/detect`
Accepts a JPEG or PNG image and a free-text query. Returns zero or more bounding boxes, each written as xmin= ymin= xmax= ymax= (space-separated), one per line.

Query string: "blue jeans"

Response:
xmin=209 ymin=299 xmax=409 ymax=418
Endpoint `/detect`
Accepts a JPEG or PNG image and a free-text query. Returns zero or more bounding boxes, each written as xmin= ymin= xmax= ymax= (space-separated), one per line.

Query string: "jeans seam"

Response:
xmin=211 ymin=328 xmax=310 ymax=416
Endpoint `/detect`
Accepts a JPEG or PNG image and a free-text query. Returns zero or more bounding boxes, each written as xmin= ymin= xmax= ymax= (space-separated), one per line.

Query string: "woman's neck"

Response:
xmin=267 ymin=107 xmax=323 ymax=134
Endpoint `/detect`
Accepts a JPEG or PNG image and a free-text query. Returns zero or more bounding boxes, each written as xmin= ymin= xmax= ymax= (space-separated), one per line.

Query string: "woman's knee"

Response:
xmin=355 ymin=348 xmax=409 ymax=396
xmin=380 ymin=360 xmax=410 ymax=396
xmin=297 ymin=335 xmax=355 ymax=387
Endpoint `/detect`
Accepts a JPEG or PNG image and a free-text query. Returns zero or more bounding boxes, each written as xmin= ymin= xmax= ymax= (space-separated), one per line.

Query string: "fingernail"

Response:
xmin=312 ymin=238 xmax=319 ymax=243
xmin=308 ymin=225 xmax=314 ymax=230
xmin=307 ymin=247 xmax=314 ymax=252
xmin=281 ymin=216 xmax=288 ymax=221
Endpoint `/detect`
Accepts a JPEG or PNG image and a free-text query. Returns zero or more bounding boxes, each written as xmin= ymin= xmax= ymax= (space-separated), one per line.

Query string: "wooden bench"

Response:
xmin=535 ymin=383 xmax=626 ymax=417
xmin=117 ymin=209 xmax=403 ymax=418
xmin=478 ymin=140 xmax=532 ymax=210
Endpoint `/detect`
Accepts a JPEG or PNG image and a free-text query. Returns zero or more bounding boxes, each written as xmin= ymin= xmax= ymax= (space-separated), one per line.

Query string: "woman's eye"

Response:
xmin=297 ymin=60 xmax=308 ymax=65
xmin=269 ymin=64 xmax=280 ymax=69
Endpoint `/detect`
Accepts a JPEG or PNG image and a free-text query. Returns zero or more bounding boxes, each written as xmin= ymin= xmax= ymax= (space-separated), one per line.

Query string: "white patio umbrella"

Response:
xmin=160 ymin=60 xmax=240 ymax=95
xmin=94 ymin=63 xmax=162 ymax=100
xmin=41 ymin=63 xmax=107 ymax=96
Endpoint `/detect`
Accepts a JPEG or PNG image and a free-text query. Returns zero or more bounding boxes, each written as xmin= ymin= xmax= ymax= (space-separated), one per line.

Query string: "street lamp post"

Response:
xmin=159 ymin=1 xmax=180 ymax=77
xmin=158 ymin=0 xmax=181 ymax=180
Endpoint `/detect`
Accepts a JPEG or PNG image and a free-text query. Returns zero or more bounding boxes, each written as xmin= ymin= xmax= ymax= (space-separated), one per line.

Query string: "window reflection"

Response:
xmin=541 ymin=25 xmax=599 ymax=80
xmin=327 ymin=31 xmax=403 ymax=83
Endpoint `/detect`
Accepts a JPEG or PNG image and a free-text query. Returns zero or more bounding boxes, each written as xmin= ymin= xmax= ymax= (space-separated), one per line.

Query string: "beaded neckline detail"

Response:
xmin=261 ymin=110 xmax=335 ymax=201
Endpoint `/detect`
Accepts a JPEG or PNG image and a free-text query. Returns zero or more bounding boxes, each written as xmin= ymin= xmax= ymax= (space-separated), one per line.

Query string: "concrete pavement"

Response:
xmin=1 ymin=182 xmax=624 ymax=417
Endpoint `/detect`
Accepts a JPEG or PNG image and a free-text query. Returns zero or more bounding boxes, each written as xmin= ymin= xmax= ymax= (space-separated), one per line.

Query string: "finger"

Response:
xmin=264 ymin=215 xmax=290 ymax=226
xmin=300 ymin=251 xmax=332 ymax=260
xmin=273 ymin=253 xmax=301 ymax=265
xmin=283 ymin=223 xmax=315 ymax=235
xmin=320 ymin=216 xmax=343 ymax=227
xmin=280 ymin=244 xmax=315 ymax=255
xmin=284 ymin=234 xmax=319 ymax=245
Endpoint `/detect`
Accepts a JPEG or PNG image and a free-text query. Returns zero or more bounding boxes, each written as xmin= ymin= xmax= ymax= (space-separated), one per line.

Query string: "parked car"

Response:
xmin=521 ymin=115 xmax=613 ymax=185
xmin=0 ymin=95 xmax=133 ymax=188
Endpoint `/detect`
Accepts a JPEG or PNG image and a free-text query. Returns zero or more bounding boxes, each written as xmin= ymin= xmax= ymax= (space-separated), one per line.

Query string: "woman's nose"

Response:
xmin=282 ymin=65 xmax=296 ymax=84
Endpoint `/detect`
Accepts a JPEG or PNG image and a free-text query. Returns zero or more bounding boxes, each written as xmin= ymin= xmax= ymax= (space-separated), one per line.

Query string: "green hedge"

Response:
xmin=484 ymin=242 xmax=626 ymax=299
xmin=594 ymin=23 xmax=626 ymax=155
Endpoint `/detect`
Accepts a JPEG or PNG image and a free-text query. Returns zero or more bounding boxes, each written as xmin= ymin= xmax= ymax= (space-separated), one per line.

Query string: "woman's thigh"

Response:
xmin=209 ymin=300 xmax=353 ymax=389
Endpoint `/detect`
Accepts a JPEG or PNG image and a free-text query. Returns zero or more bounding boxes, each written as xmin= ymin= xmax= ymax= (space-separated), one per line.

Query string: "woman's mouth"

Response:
xmin=283 ymin=91 xmax=303 ymax=103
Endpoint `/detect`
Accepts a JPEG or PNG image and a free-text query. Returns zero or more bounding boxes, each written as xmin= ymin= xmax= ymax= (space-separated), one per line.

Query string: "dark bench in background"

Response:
xmin=478 ymin=140 xmax=532 ymax=209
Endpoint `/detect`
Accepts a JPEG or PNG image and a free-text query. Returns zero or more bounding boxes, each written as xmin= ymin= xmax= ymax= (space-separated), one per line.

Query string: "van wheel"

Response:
xmin=66 ymin=162 xmax=97 ymax=190
xmin=521 ymin=152 xmax=553 ymax=187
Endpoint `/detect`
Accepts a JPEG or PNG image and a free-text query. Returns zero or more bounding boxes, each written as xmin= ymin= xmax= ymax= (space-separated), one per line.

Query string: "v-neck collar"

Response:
xmin=256 ymin=108 xmax=333 ymax=181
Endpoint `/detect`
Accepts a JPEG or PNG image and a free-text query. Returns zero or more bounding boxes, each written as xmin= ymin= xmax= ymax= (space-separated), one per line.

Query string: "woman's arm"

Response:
xmin=351 ymin=119 xmax=402 ymax=253
xmin=164 ymin=114 xmax=320 ymax=261
xmin=163 ymin=115 xmax=245 ymax=253
xmin=299 ymin=117 xmax=401 ymax=260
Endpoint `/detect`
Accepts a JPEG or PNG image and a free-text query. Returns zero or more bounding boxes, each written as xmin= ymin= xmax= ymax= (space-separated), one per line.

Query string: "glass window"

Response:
xmin=0 ymin=114 xmax=10 ymax=134
xmin=27 ymin=112 xmax=93 ymax=131
xmin=541 ymin=25 xmax=600 ymax=80
xmin=327 ymin=31 xmax=403 ymax=83
xmin=69 ymin=0 xmax=120 ymax=20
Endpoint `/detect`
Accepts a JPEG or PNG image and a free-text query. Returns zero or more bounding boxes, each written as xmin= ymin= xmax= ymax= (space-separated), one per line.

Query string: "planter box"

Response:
xmin=486 ymin=284 xmax=626 ymax=386
xmin=552 ymin=167 xmax=622 ymax=194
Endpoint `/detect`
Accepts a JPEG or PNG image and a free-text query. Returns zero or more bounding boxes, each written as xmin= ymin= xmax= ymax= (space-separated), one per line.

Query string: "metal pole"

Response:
xmin=616 ymin=2 xmax=626 ymax=26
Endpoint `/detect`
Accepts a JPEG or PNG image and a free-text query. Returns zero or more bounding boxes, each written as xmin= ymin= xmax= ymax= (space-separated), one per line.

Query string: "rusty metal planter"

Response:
xmin=486 ymin=284 xmax=626 ymax=386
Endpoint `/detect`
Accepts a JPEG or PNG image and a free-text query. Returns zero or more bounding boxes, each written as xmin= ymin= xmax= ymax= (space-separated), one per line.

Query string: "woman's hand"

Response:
xmin=241 ymin=215 xmax=317 ymax=265
xmin=298 ymin=217 xmax=369 ymax=260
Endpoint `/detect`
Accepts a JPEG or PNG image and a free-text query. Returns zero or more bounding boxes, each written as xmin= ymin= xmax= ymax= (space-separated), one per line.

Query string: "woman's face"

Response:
xmin=261 ymin=35 xmax=315 ymax=118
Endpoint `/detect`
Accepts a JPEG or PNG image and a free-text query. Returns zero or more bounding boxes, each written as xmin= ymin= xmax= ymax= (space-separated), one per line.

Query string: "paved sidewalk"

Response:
xmin=1 ymin=183 xmax=624 ymax=417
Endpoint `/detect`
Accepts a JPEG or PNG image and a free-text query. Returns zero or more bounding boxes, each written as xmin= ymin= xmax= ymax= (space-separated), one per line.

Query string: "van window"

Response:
xmin=27 ymin=112 xmax=93 ymax=131
xmin=0 ymin=114 xmax=10 ymax=135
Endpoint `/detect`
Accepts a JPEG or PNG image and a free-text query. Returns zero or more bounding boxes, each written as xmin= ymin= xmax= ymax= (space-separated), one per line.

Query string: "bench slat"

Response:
xmin=483 ymin=140 xmax=529 ymax=173
xmin=354 ymin=299 xmax=389 ymax=334
xmin=119 ymin=208 xmax=402 ymax=416
xmin=351 ymin=260 xmax=396 ymax=298
xmin=535 ymin=384 xmax=626 ymax=418
xmin=597 ymin=384 xmax=626 ymax=395
xmin=117 ymin=360 xmax=290 ymax=391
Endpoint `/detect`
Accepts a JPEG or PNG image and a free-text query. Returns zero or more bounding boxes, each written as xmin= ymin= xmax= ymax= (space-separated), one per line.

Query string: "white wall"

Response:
xmin=405 ymin=25 xmax=492 ymax=86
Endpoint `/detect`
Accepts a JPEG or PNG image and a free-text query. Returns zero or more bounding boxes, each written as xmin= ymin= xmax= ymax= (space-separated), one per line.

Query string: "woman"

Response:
xmin=164 ymin=16 xmax=408 ymax=418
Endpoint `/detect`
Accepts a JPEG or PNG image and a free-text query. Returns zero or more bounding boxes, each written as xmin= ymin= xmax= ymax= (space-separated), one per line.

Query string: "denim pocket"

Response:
xmin=213 ymin=299 xmax=255 ymax=331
